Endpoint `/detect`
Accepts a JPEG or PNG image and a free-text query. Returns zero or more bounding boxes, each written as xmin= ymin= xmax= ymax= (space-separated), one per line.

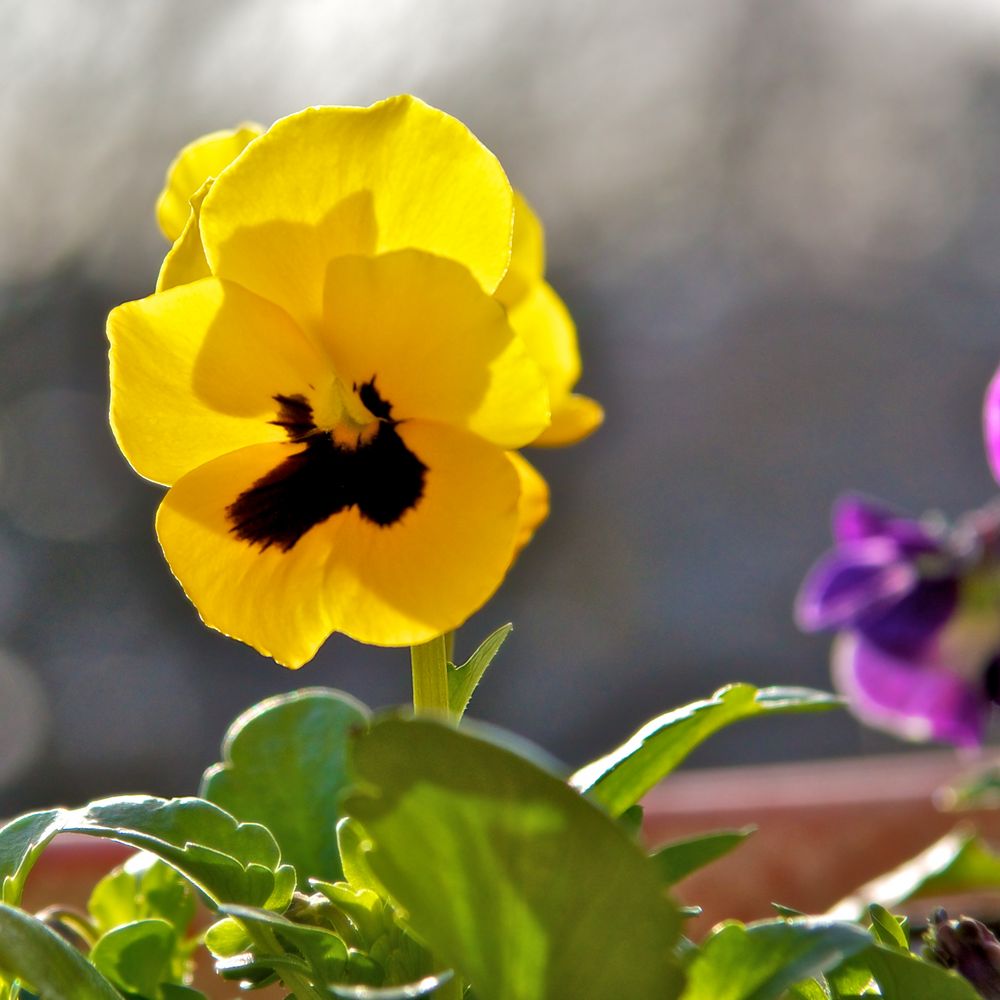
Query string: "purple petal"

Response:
xmin=832 ymin=493 xmax=939 ymax=555
xmin=833 ymin=633 xmax=990 ymax=748
xmin=795 ymin=539 xmax=915 ymax=632
xmin=832 ymin=494 xmax=900 ymax=543
xmin=856 ymin=576 xmax=959 ymax=658
xmin=984 ymin=366 xmax=1000 ymax=484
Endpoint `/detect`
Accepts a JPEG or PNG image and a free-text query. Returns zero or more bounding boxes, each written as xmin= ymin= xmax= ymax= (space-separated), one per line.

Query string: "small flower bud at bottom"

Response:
xmin=925 ymin=908 xmax=1000 ymax=999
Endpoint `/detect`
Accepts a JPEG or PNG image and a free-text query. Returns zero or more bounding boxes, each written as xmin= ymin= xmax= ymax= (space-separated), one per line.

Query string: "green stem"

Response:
xmin=34 ymin=906 xmax=98 ymax=949
xmin=243 ymin=924 xmax=324 ymax=1000
xmin=410 ymin=634 xmax=452 ymax=716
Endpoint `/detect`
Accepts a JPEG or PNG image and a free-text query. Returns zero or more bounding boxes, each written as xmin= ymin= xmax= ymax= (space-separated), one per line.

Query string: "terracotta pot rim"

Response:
xmin=643 ymin=750 xmax=971 ymax=814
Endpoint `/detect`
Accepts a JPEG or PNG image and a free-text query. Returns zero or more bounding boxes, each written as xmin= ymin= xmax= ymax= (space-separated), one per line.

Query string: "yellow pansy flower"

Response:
xmin=155 ymin=123 xmax=263 ymax=243
xmin=153 ymin=121 xmax=599 ymax=450
xmin=109 ymin=97 xmax=551 ymax=667
xmin=497 ymin=192 xmax=604 ymax=447
xmin=150 ymin=110 xmax=600 ymax=568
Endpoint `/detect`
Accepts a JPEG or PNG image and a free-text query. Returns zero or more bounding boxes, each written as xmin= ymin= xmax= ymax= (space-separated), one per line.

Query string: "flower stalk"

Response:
xmin=410 ymin=634 xmax=452 ymax=717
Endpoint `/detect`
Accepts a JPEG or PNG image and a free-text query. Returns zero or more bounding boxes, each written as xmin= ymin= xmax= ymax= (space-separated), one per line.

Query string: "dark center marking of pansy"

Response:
xmin=269 ymin=393 xmax=314 ymax=442
xmin=986 ymin=655 xmax=1000 ymax=706
xmin=356 ymin=378 xmax=393 ymax=420
xmin=226 ymin=380 xmax=427 ymax=552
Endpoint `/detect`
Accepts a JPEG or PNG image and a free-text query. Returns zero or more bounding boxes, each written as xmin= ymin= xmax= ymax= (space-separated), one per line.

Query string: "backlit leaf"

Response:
xmin=0 ymin=810 xmax=63 ymax=905
xmin=202 ymin=688 xmax=369 ymax=888
xmin=572 ymin=685 xmax=840 ymax=816
xmin=344 ymin=716 xmax=684 ymax=1000
xmin=651 ymin=827 xmax=756 ymax=886
xmin=90 ymin=919 xmax=176 ymax=998
xmin=0 ymin=797 xmax=295 ymax=912
xmin=866 ymin=905 xmax=908 ymax=951
xmin=447 ymin=624 xmax=512 ymax=719
xmin=0 ymin=903 xmax=123 ymax=1000
xmin=65 ymin=796 xmax=295 ymax=910
xmin=681 ymin=919 xmax=870 ymax=1000
xmin=829 ymin=829 xmax=1000 ymax=919
xmin=832 ymin=944 xmax=980 ymax=999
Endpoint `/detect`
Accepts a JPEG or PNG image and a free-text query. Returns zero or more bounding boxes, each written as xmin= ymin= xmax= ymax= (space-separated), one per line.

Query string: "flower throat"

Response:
xmin=226 ymin=379 xmax=427 ymax=551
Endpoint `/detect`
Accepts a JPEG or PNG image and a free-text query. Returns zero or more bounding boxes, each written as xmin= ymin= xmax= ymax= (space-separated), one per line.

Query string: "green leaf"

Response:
xmin=215 ymin=906 xmax=365 ymax=985
xmin=447 ymin=624 xmax=512 ymax=719
xmin=220 ymin=901 xmax=347 ymax=951
xmin=0 ymin=810 xmax=64 ymax=905
xmin=344 ymin=716 xmax=684 ymax=1000
xmin=837 ymin=944 xmax=981 ymax=999
xmin=618 ymin=804 xmax=645 ymax=839
xmin=681 ymin=918 xmax=871 ymax=1000
xmin=88 ymin=854 xmax=196 ymax=937
xmin=772 ymin=904 xmax=806 ymax=919
xmin=329 ymin=972 xmax=454 ymax=998
xmin=201 ymin=688 xmax=369 ymax=888
xmin=866 ymin=905 xmax=908 ymax=951
xmin=0 ymin=903 xmax=123 ymax=999
xmin=1 ymin=797 xmax=294 ymax=915
xmin=308 ymin=880 xmax=385 ymax=946
xmin=651 ymin=827 xmax=756 ymax=886
xmin=72 ymin=796 xmax=294 ymax=910
xmin=88 ymin=856 xmax=197 ymax=987
xmin=204 ymin=915 xmax=252 ymax=958
xmin=785 ymin=980 xmax=829 ymax=999
xmin=572 ymin=685 xmax=841 ymax=816
xmin=215 ymin=950 xmax=295 ymax=985
xmin=160 ymin=987 xmax=209 ymax=1000
xmin=829 ymin=829 xmax=1000 ymax=919
xmin=825 ymin=956 xmax=878 ymax=997
xmin=220 ymin=903 xmax=349 ymax=980
xmin=90 ymin=919 xmax=176 ymax=998
xmin=335 ymin=818 xmax=383 ymax=895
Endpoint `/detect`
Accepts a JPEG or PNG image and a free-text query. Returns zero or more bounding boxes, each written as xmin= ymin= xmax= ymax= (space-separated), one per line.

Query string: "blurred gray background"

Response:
xmin=2 ymin=0 xmax=1000 ymax=813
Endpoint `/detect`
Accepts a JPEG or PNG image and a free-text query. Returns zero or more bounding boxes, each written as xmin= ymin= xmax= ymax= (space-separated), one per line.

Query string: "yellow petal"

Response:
xmin=496 ymin=190 xmax=545 ymax=307
xmin=328 ymin=421 xmax=521 ymax=647
xmin=506 ymin=278 xmax=581 ymax=402
xmin=108 ymin=278 xmax=327 ymax=486
xmin=507 ymin=451 xmax=549 ymax=555
xmin=156 ymin=423 xmax=520 ymax=666
xmin=199 ymin=95 xmax=513 ymax=332
xmin=156 ymin=181 xmax=212 ymax=292
xmin=320 ymin=251 xmax=549 ymax=449
xmin=533 ymin=393 xmax=604 ymax=447
xmin=494 ymin=193 xmax=603 ymax=448
xmin=156 ymin=441 xmax=343 ymax=668
xmin=155 ymin=124 xmax=263 ymax=242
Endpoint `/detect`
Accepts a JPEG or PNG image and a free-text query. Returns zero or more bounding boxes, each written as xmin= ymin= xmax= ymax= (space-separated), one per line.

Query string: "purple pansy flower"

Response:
xmin=984 ymin=369 xmax=1000 ymax=484
xmin=797 ymin=494 xmax=1000 ymax=747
